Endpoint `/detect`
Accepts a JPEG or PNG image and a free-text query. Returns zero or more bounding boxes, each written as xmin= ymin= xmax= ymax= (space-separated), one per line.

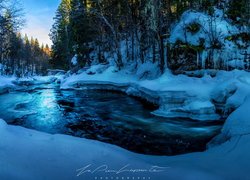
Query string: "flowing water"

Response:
xmin=0 ymin=84 xmax=223 ymax=155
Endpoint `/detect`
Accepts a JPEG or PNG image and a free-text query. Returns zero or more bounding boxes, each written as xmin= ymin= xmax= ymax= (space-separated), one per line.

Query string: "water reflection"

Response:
xmin=35 ymin=89 xmax=60 ymax=128
xmin=40 ymin=89 xmax=56 ymax=108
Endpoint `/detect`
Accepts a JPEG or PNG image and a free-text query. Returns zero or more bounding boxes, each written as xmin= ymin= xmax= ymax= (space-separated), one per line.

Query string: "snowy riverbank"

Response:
xmin=1 ymin=113 xmax=250 ymax=180
xmin=0 ymin=75 xmax=58 ymax=89
xmin=60 ymin=64 xmax=250 ymax=139
xmin=60 ymin=65 xmax=250 ymax=122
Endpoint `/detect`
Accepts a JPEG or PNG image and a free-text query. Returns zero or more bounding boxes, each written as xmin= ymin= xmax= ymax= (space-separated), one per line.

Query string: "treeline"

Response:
xmin=0 ymin=0 xmax=51 ymax=76
xmin=50 ymin=0 xmax=250 ymax=71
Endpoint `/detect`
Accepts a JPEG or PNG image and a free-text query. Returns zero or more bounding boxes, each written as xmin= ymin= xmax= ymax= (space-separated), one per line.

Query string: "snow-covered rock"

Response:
xmin=170 ymin=10 xmax=237 ymax=48
xmin=136 ymin=62 xmax=160 ymax=80
xmin=47 ymin=69 xmax=66 ymax=76
xmin=169 ymin=10 xmax=249 ymax=71
xmin=71 ymin=55 xmax=78 ymax=66
xmin=153 ymin=98 xmax=220 ymax=121
xmin=0 ymin=76 xmax=16 ymax=94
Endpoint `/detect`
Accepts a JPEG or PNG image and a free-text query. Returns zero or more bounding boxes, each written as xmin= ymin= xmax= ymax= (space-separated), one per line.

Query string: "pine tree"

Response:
xmin=69 ymin=0 xmax=98 ymax=67
xmin=50 ymin=0 xmax=72 ymax=70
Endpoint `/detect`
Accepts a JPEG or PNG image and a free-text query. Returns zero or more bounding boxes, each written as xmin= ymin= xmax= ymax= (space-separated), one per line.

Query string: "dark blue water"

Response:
xmin=0 ymin=85 xmax=222 ymax=155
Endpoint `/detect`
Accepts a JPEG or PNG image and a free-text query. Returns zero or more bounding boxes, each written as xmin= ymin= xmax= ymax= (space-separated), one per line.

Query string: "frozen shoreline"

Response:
xmin=60 ymin=66 xmax=226 ymax=121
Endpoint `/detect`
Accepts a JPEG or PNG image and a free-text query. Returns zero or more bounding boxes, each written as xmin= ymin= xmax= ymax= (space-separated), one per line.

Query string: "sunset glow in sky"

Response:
xmin=20 ymin=0 xmax=61 ymax=46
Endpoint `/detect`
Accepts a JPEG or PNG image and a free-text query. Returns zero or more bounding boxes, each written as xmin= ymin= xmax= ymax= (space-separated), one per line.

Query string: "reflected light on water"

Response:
xmin=36 ymin=89 xmax=60 ymax=127
xmin=41 ymin=91 xmax=56 ymax=108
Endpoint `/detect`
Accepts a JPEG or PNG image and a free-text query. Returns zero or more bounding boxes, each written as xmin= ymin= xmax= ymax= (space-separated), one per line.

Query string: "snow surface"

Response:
xmin=222 ymin=95 xmax=250 ymax=136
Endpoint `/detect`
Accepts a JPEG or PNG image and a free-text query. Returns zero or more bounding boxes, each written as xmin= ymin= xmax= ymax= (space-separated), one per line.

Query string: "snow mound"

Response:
xmin=152 ymin=94 xmax=221 ymax=121
xmin=170 ymin=11 xmax=238 ymax=48
xmin=0 ymin=76 xmax=16 ymax=94
xmin=170 ymin=10 xmax=237 ymax=48
xmin=222 ymin=96 xmax=250 ymax=136
xmin=136 ymin=62 xmax=160 ymax=80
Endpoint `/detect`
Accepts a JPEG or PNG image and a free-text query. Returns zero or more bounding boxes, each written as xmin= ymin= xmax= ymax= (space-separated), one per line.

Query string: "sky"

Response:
xmin=20 ymin=0 xmax=61 ymax=47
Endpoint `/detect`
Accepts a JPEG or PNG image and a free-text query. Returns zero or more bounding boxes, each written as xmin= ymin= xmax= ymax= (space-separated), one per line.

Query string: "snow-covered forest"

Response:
xmin=0 ymin=0 xmax=50 ymax=76
xmin=50 ymin=0 xmax=250 ymax=73
xmin=0 ymin=0 xmax=250 ymax=180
